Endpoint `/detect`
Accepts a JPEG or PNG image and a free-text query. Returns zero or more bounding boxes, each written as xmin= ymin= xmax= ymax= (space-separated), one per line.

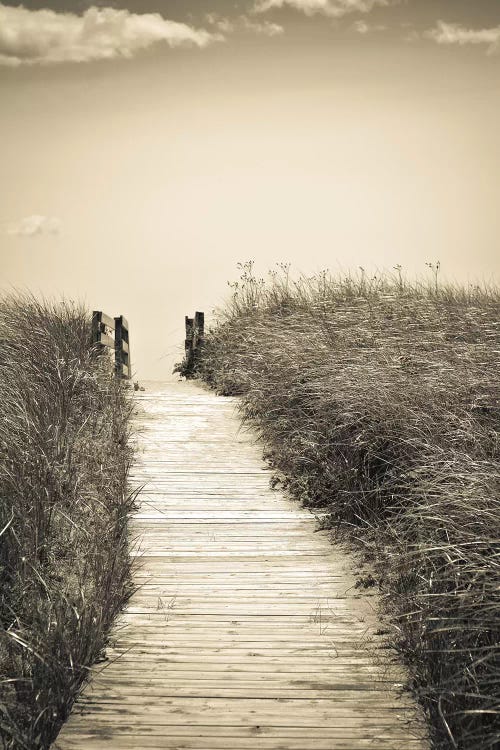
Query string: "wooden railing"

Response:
xmin=92 ymin=311 xmax=131 ymax=379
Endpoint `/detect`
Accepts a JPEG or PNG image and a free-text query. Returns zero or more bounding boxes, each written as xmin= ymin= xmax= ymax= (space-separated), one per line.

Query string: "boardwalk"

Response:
xmin=54 ymin=381 xmax=428 ymax=750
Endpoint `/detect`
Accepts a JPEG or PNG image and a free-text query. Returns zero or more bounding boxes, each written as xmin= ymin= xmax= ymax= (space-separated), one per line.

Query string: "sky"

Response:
xmin=1 ymin=0 xmax=500 ymax=378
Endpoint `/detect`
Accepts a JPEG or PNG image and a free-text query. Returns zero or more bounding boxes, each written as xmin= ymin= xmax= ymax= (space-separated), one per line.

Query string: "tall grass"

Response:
xmin=0 ymin=294 xmax=134 ymax=750
xmin=195 ymin=262 xmax=500 ymax=750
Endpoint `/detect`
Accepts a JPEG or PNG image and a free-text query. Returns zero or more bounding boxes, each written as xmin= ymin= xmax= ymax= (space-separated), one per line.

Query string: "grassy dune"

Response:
xmin=196 ymin=263 xmax=500 ymax=750
xmin=0 ymin=296 xmax=134 ymax=750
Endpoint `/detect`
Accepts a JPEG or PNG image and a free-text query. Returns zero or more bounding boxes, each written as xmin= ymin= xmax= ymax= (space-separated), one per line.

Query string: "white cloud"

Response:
xmin=241 ymin=16 xmax=284 ymax=36
xmin=0 ymin=4 xmax=220 ymax=67
xmin=205 ymin=13 xmax=235 ymax=34
xmin=425 ymin=21 xmax=500 ymax=54
xmin=253 ymin=0 xmax=391 ymax=19
xmin=205 ymin=13 xmax=284 ymax=36
xmin=7 ymin=215 xmax=61 ymax=237
xmin=353 ymin=20 xmax=386 ymax=34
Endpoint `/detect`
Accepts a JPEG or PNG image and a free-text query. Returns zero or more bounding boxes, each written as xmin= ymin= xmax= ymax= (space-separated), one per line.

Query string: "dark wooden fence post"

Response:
xmin=194 ymin=311 xmax=205 ymax=350
xmin=91 ymin=311 xmax=101 ymax=344
xmin=185 ymin=316 xmax=194 ymax=369
xmin=182 ymin=312 xmax=204 ymax=377
xmin=114 ymin=316 xmax=131 ymax=380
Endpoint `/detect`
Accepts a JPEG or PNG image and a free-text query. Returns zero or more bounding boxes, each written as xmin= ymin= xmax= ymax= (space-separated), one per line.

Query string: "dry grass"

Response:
xmin=0 ymin=294 xmax=134 ymax=750
xmin=195 ymin=262 xmax=500 ymax=750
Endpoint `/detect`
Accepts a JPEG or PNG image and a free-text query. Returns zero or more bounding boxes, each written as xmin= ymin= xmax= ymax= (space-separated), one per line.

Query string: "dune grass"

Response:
xmin=0 ymin=295 xmax=134 ymax=750
xmin=194 ymin=262 xmax=500 ymax=750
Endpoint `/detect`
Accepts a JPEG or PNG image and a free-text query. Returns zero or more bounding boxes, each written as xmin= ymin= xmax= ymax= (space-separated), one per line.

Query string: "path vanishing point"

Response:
xmin=54 ymin=381 xmax=428 ymax=750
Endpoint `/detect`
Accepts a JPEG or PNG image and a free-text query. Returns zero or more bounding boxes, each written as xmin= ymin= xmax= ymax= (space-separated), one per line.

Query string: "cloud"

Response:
xmin=205 ymin=14 xmax=235 ymax=34
xmin=353 ymin=19 xmax=386 ymax=33
xmin=0 ymin=4 xmax=220 ymax=67
xmin=7 ymin=215 xmax=61 ymax=237
xmin=205 ymin=13 xmax=284 ymax=37
xmin=425 ymin=21 xmax=500 ymax=54
xmin=253 ymin=0 xmax=391 ymax=19
xmin=242 ymin=16 xmax=285 ymax=36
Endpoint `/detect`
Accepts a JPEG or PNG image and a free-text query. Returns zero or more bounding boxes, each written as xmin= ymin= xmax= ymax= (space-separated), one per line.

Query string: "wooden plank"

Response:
xmin=97 ymin=311 xmax=115 ymax=330
xmin=69 ymin=687 xmax=412 ymax=702
xmin=80 ymin=675 xmax=406 ymax=691
xmin=97 ymin=332 xmax=115 ymax=348
xmin=53 ymin=381 xmax=428 ymax=750
xmin=74 ymin=698 xmax=415 ymax=717
xmin=55 ymin=737 xmax=425 ymax=750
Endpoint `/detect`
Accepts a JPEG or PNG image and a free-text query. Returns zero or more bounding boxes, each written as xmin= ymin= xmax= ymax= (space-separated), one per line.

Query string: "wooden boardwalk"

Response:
xmin=54 ymin=381 xmax=428 ymax=750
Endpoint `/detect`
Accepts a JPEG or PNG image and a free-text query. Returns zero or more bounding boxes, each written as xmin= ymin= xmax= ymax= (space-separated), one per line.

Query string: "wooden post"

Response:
xmin=185 ymin=316 xmax=194 ymax=369
xmin=181 ymin=313 xmax=204 ymax=377
xmin=114 ymin=315 xmax=131 ymax=379
xmin=91 ymin=311 xmax=101 ymax=344
xmin=194 ymin=311 xmax=205 ymax=349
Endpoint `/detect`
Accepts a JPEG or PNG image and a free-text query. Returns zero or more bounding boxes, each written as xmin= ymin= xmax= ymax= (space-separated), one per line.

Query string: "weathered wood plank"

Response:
xmin=96 ymin=332 xmax=115 ymax=348
xmin=55 ymin=737 xmax=425 ymax=750
xmin=95 ymin=311 xmax=115 ymax=330
xmin=53 ymin=381 xmax=428 ymax=750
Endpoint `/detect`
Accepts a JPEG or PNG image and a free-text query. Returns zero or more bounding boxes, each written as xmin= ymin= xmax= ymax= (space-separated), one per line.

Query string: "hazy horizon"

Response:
xmin=1 ymin=0 xmax=499 ymax=378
